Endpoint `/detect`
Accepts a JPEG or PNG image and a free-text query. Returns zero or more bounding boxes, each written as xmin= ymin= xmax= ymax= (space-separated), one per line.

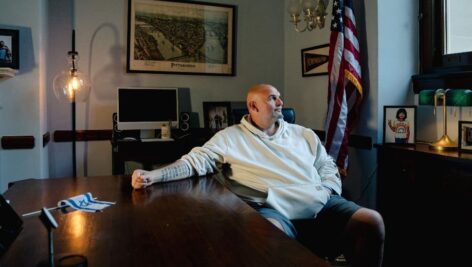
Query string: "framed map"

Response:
xmin=127 ymin=0 xmax=236 ymax=76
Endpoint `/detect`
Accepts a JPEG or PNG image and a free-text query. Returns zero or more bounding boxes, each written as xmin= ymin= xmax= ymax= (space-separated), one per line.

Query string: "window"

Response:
xmin=444 ymin=0 xmax=472 ymax=55
xmin=413 ymin=0 xmax=472 ymax=93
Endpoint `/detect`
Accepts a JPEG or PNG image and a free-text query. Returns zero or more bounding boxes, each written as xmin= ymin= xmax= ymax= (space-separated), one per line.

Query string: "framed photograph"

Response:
xmin=127 ymin=0 xmax=236 ymax=76
xmin=301 ymin=44 xmax=329 ymax=77
xmin=458 ymin=121 xmax=472 ymax=153
xmin=0 ymin=29 xmax=19 ymax=69
xmin=203 ymin=102 xmax=232 ymax=131
xmin=383 ymin=106 xmax=416 ymax=145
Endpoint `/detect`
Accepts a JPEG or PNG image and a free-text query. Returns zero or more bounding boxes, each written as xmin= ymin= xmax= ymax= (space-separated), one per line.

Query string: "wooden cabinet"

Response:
xmin=377 ymin=144 xmax=472 ymax=266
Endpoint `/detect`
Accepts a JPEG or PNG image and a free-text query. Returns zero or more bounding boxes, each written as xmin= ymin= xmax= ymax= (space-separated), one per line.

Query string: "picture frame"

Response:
xmin=203 ymin=102 xmax=232 ymax=132
xmin=383 ymin=106 xmax=416 ymax=145
xmin=301 ymin=44 xmax=329 ymax=77
xmin=0 ymin=29 xmax=19 ymax=69
xmin=458 ymin=120 xmax=472 ymax=153
xmin=127 ymin=0 xmax=236 ymax=76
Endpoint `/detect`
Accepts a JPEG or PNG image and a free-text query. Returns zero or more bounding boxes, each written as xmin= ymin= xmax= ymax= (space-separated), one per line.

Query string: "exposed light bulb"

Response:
xmin=52 ymin=30 xmax=91 ymax=103
xmin=53 ymin=70 xmax=91 ymax=103
xmin=288 ymin=0 xmax=328 ymax=32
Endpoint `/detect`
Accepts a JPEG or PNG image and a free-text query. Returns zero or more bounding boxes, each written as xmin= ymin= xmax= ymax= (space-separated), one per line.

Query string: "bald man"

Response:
xmin=132 ymin=84 xmax=384 ymax=267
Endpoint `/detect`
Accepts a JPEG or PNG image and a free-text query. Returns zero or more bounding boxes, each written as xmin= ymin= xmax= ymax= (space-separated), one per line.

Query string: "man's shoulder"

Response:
xmin=216 ymin=124 xmax=245 ymax=135
xmin=286 ymin=122 xmax=314 ymax=133
xmin=285 ymin=123 xmax=321 ymax=141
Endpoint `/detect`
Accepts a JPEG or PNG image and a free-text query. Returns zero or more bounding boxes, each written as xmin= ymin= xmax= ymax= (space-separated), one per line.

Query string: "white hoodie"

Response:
xmin=181 ymin=115 xmax=342 ymax=219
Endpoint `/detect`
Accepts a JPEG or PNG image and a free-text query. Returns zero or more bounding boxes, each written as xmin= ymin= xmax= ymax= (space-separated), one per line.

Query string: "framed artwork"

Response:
xmin=458 ymin=121 xmax=472 ymax=153
xmin=383 ymin=106 xmax=416 ymax=145
xmin=0 ymin=29 xmax=19 ymax=69
xmin=203 ymin=102 xmax=231 ymax=132
xmin=127 ymin=0 xmax=236 ymax=76
xmin=301 ymin=44 xmax=329 ymax=77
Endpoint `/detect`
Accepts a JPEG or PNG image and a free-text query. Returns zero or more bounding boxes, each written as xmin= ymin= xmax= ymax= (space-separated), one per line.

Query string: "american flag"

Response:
xmin=324 ymin=0 xmax=363 ymax=177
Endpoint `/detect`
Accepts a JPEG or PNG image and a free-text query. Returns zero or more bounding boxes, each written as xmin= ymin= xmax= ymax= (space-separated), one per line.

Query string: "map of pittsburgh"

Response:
xmin=133 ymin=5 xmax=229 ymax=64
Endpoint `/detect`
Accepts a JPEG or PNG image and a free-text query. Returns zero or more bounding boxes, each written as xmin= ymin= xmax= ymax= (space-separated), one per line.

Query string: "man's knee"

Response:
xmin=265 ymin=217 xmax=297 ymax=238
xmin=267 ymin=217 xmax=284 ymax=231
xmin=348 ymin=208 xmax=385 ymax=242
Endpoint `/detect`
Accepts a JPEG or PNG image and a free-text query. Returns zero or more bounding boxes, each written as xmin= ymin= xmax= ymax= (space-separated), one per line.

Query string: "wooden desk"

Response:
xmin=1 ymin=175 xmax=328 ymax=267
xmin=111 ymin=129 xmax=213 ymax=175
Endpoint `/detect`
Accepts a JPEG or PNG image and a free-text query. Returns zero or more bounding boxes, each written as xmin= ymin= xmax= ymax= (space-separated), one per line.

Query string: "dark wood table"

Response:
xmin=1 ymin=175 xmax=328 ymax=267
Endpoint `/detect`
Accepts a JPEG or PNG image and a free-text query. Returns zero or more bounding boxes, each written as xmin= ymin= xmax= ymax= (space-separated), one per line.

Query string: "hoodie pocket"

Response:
xmin=266 ymin=183 xmax=329 ymax=220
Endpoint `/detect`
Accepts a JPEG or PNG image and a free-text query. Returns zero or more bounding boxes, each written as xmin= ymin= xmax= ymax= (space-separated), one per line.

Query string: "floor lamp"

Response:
xmin=53 ymin=30 xmax=91 ymax=177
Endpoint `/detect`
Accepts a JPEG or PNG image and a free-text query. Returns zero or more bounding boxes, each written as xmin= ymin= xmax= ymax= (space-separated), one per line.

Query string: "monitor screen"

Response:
xmin=117 ymin=87 xmax=179 ymax=130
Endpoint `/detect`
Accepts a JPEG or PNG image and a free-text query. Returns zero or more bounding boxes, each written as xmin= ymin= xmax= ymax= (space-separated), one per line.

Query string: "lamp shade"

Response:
xmin=446 ymin=89 xmax=472 ymax=106
xmin=418 ymin=89 xmax=435 ymax=105
xmin=419 ymin=89 xmax=472 ymax=106
xmin=288 ymin=0 xmax=301 ymax=15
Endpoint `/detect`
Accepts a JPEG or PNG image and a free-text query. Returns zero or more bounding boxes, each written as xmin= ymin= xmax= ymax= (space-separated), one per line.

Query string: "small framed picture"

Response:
xmin=383 ymin=106 xmax=416 ymax=145
xmin=301 ymin=44 xmax=329 ymax=77
xmin=0 ymin=29 xmax=19 ymax=69
xmin=203 ymin=102 xmax=232 ymax=132
xmin=458 ymin=121 xmax=472 ymax=153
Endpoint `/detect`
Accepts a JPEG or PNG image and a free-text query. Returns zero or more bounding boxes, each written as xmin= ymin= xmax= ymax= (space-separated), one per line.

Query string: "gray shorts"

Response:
xmin=250 ymin=195 xmax=360 ymax=258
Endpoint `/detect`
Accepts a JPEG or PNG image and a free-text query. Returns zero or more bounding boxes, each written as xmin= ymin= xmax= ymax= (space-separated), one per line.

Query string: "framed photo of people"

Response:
xmin=202 ymin=101 xmax=246 ymax=132
xmin=0 ymin=29 xmax=19 ymax=69
xmin=203 ymin=102 xmax=232 ymax=132
xmin=458 ymin=120 xmax=472 ymax=153
xmin=383 ymin=106 xmax=416 ymax=145
xmin=301 ymin=44 xmax=329 ymax=77
xmin=127 ymin=0 xmax=236 ymax=76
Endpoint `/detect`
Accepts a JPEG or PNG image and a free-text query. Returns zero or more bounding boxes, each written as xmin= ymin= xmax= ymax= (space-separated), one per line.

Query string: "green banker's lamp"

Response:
xmin=419 ymin=89 xmax=472 ymax=150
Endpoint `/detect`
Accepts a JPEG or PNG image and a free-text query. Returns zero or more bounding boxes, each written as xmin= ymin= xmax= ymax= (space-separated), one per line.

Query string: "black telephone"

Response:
xmin=0 ymin=194 xmax=23 ymax=257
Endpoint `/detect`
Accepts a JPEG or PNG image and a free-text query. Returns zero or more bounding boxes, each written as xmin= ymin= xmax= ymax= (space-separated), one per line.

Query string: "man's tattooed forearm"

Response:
xmin=161 ymin=163 xmax=191 ymax=182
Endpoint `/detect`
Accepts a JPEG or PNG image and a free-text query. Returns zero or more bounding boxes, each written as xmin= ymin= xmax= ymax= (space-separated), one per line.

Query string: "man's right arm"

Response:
xmin=131 ymin=159 xmax=194 ymax=189
xmin=131 ymin=130 xmax=228 ymax=189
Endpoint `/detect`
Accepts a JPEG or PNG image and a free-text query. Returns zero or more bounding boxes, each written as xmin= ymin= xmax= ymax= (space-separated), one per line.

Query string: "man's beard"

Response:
xmin=274 ymin=110 xmax=283 ymax=120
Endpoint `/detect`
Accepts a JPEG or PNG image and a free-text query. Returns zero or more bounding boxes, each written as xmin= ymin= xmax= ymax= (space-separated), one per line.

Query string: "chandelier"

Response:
xmin=288 ymin=0 xmax=328 ymax=32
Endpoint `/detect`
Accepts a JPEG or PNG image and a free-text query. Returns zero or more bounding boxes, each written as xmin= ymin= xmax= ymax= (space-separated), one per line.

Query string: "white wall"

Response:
xmin=377 ymin=0 xmax=418 ymax=141
xmin=284 ymin=1 xmax=331 ymax=130
xmin=46 ymin=0 xmax=285 ymax=178
xmin=0 ymin=0 xmax=48 ymax=193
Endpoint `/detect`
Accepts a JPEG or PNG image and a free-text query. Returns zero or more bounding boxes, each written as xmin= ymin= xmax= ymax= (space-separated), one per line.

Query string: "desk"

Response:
xmin=111 ymin=129 xmax=213 ymax=175
xmin=1 ymin=175 xmax=328 ymax=267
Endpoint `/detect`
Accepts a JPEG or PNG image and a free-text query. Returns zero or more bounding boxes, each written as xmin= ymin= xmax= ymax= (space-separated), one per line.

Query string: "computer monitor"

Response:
xmin=117 ymin=87 xmax=179 ymax=133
